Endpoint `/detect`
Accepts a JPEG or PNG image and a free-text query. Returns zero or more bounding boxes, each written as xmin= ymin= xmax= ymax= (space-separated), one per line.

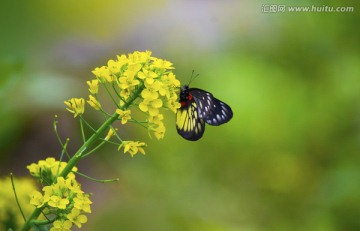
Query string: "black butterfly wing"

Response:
xmin=190 ymin=88 xmax=233 ymax=125
xmin=204 ymin=97 xmax=233 ymax=125
xmin=188 ymin=88 xmax=215 ymax=119
xmin=176 ymin=99 xmax=206 ymax=141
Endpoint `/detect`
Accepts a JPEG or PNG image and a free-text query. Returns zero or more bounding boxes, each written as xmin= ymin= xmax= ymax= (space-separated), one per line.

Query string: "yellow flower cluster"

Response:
xmin=0 ymin=177 xmax=39 ymax=231
xmin=92 ymin=50 xmax=181 ymax=139
xmin=27 ymin=157 xmax=78 ymax=184
xmin=64 ymin=50 xmax=181 ymax=156
xmin=27 ymin=158 xmax=91 ymax=230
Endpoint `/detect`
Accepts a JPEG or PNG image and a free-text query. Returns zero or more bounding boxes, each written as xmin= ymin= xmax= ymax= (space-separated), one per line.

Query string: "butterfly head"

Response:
xmin=179 ymin=85 xmax=193 ymax=106
xmin=179 ymin=71 xmax=199 ymax=103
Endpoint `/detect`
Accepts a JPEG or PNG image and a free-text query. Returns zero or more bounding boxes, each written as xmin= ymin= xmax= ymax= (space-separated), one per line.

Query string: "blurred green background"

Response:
xmin=1 ymin=0 xmax=359 ymax=230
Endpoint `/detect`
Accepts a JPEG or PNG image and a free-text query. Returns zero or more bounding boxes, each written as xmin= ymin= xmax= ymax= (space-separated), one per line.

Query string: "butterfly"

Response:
xmin=176 ymin=85 xmax=233 ymax=141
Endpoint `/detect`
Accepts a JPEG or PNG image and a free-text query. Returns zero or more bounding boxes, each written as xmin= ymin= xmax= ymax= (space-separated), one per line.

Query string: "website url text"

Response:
xmin=262 ymin=5 xmax=355 ymax=13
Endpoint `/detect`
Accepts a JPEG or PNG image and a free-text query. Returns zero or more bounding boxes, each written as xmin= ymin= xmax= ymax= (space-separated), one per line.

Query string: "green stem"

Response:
xmin=53 ymin=115 xmax=71 ymax=159
xmin=10 ymin=173 xmax=26 ymax=222
xmin=103 ymin=82 xmax=120 ymax=108
xmin=80 ymin=118 xmax=86 ymax=142
xmin=21 ymin=208 xmax=43 ymax=231
xmin=81 ymin=140 xmax=106 ymax=158
xmin=21 ymin=83 xmax=144 ymax=231
xmin=75 ymin=171 xmax=119 ymax=183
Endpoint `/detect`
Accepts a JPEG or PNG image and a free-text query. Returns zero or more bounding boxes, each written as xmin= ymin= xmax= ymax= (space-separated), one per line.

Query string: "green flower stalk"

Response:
xmin=19 ymin=50 xmax=181 ymax=231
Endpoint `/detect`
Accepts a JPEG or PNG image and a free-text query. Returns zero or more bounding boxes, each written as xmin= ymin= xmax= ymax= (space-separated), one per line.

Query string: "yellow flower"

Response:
xmin=148 ymin=113 xmax=164 ymax=125
xmin=128 ymin=50 xmax=152 ymax=64
xmin=116 ymin=54 xmax=128 ymax=65
xmin=141 ymin=80 xmax=161 ymax=100
xmin=166 ymin=72 xmax=180 ymax=88
xmin=43 ymin=185 xmax=55 ymax=197
xmin=151 ymin=58 xmax=174 ymax=69
xmin=30 ymin=191 xmax=48 ymax=208
xmin=121 ymin=141 xmax=146 ymax=157
xmin=67 ymin=180 xmax=84 ymax=195
xmin=166 ymin=96 xmax=181 ymax=113
xmin=105 ymin=128 xmax=117 ymax=141
xmin=158 ymin=82 xmax=170 ymax=99
xmin=138 ymin=68 xmax=158 ymax=84
xmin=152 ymin=123 xmax=166 ymax=140
xmin=50 ymin=220 xmax=72 ymax=231
xmin=27 ymin=163 xmax=40 ymax=177
xmin=115 ymin=109 xmax=131 ymax=124
xmin=126 ymin=63 xmax=142 ymax=75
xmin=39 ymin=157 xmax=57 ymax=169
xmin=53 ymin=177 xmax=73 ymax=194
xmin=67 ymin=208 xmax=88 ymax=228
xmin=118 ymin=75 xmax=140 ymax=90
xmin=92 ymin=66 xmax=112 ymax=82
xmin=64 ymin=98 xmax=85 ymax=117
xmin=48 ymin=195 xmax=69 ymax=209
xmin=139 ymin=98 xmax=163 ymax=116
xmin=87 ymin=95 xmax=102 ymax=110
xmin=73 ymin=194 xmax=92 ymax=213
xmin=107 ymin=59 xmax=123 ymax=75
xmin=120 ymin=88 xmax=131 ymax=100
xmin=86 ymin=79 xmax=99 ymax=94
xmin=159 ymin=73 xmax=180 ymax=99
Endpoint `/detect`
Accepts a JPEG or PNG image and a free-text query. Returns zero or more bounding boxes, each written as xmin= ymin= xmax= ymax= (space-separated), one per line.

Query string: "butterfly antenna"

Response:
xmin=188 ymin=70 xmax=199 ymax=86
